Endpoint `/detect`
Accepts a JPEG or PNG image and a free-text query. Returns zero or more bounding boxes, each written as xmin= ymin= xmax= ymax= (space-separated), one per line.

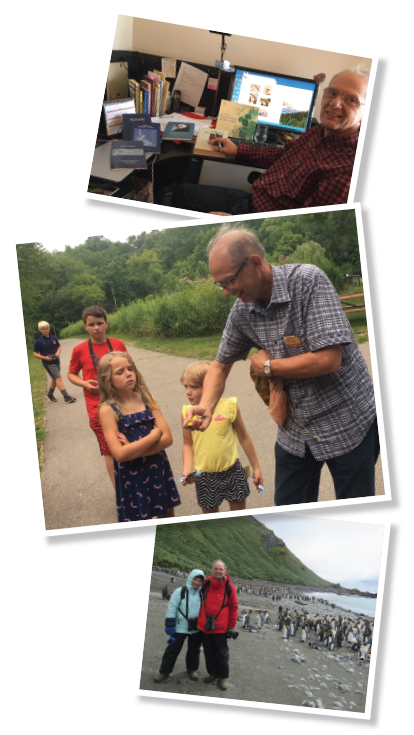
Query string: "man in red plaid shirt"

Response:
xmin=171 ymin=71 xmax=368 ymax=215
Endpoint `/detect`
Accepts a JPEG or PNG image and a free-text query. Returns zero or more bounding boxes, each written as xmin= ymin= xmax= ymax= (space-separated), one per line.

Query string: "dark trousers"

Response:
xmin=274 ymin=418 xmax=380 ymax=505
xmin=201 ymin=632 xmax=230 ymax=679
xmin=171 ymin=183 xmax=252 ymax=215
xmin=159 ymin=632 xmax=201 ymax=675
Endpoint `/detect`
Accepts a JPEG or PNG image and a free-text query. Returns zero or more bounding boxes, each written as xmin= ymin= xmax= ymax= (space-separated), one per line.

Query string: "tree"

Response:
xmin=287 ymin=240 xmax=342 ymax=290
xmin=126 ymin=250 xmax=164 ymax=299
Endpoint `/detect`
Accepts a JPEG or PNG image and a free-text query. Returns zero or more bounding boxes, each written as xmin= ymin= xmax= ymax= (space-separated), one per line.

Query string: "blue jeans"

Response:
xmin=274 ymin=418 xmax=380 ymax=505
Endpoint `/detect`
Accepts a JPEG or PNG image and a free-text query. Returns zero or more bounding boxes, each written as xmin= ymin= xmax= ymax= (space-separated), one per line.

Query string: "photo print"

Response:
xmin=139 ymin=513 xmax=388 ymax=719
xmin=86 ymin=15 xmax=376 ymax=216
xmin=17 ymin=205 xmax=389 ymax=535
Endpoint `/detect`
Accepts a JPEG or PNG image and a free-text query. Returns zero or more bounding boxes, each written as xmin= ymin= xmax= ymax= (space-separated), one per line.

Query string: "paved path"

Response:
xmin=41 ymin=340 xmax=384 ymax=530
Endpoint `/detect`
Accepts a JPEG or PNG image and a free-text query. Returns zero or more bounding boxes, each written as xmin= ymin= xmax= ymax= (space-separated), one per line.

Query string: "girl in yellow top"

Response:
xmin=180 ymin=362 xmax=264 ymax=513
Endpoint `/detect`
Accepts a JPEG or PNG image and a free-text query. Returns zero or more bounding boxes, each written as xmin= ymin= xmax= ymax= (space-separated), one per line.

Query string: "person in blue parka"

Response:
xmin=154 ymin=569 xmax=205 ymax=682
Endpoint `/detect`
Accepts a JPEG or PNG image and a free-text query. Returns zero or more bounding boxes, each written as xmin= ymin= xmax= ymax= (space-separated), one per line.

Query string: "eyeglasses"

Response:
xmin=323 ymin=87 xmax=365 ymax=109
xmin=213 ymin=256 xmax=249 ymax=290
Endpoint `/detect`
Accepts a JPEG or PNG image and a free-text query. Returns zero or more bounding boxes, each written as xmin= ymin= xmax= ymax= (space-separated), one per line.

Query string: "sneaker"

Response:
xmin=203 ymin=674 xmax=217 ymax=683
xmin=46 ymin=392 xmax=58 ymax=403
xmin=153 ymin=673 xmax=168 ymax=683
xmin=218 ymin=678 xmax=228 ymax=690
xmin=64 ymin=396 xmax=77 ymax=404
xmin=187 ymin=671 xmax=198 ymax=681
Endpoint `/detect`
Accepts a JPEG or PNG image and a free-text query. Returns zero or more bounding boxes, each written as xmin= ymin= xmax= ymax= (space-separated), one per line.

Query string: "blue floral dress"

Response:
xmin=108 ymin=404 xmax=181 ymax=522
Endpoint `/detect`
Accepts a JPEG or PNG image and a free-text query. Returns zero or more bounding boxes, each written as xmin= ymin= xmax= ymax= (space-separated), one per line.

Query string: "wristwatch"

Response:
xmin=263 ymin=359 xmax=272 ymax=376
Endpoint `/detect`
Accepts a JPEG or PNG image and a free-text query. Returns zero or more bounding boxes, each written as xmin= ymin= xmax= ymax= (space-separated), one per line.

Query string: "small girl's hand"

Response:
xmin=181 ymin=475 xmax=196 ymax=486
xmin=151 ymin=426 xmax=162 ymax=441
xmin=116 ymin=432 xmax=128 ymax=445
xmin=252 ymin=467 xmax=264 ymax=492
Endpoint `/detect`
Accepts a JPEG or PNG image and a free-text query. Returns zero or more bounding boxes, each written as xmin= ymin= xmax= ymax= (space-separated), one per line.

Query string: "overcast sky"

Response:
xmin=37 ymin=228 xmax=154 ymax=252
xmin=255 ymin=514 xmax=385 ymax=592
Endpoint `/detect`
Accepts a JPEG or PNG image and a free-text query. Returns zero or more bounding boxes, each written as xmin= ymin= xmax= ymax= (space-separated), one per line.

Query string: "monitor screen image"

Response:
xmin=231 ymin=69 xmax=318 ymax=133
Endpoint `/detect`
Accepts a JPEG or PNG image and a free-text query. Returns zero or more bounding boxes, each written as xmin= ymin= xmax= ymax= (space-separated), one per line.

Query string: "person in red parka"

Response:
xmin=197 ymin=559 xmax=238 ymax=690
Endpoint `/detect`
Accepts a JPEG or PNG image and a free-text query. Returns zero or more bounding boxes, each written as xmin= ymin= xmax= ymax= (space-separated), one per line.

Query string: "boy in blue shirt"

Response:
xmin=33 ymin=321 xmax=76 ymax=403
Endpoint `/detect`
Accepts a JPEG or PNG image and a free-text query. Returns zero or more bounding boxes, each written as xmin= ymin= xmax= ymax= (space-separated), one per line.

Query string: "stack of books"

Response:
xmin=128 ymin=68 xmax=170 ymax=117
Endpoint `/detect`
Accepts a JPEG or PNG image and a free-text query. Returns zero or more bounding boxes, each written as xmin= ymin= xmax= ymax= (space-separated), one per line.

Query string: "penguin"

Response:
xmin=161 ymin=585 xmax=169 ymax=600
xmin=283 ymin=623 xmax=290 ymax=639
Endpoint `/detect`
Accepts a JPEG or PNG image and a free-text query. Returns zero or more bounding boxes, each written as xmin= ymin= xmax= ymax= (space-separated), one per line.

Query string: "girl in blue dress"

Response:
xmin=98 ymin=351 xmax=180 ymax=521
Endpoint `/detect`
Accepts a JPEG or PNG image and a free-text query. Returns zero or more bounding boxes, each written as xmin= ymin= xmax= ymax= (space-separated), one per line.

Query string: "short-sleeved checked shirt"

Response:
xmin=236 ymin=124 xmax=358 ymax=213
xmin=215 ymin=264 xmax=376 ymax=460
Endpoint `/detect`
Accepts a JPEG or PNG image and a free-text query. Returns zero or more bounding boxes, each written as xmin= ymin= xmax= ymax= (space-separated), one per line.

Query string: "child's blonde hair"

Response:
xmin=38 ymin=321 xmax=49 ymax=329
xmin=180 ymin=361 xmax=211 ymax=387
xmin=97 ymin=351 xmax=158 ymax=415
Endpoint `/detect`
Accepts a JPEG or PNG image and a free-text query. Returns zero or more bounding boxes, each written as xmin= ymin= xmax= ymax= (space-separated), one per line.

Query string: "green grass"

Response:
xmin=27 ymin=352 xmax=47 ymax=471
xmin=64 ymin=331 xmax=224 ymax=360
xmin=111 ymin=333 xmax=222 ymax=360
xmin=154 ymin=516 xmax=333 ymax=587
xmin=63 ymin=307 xmax=369 ymax=362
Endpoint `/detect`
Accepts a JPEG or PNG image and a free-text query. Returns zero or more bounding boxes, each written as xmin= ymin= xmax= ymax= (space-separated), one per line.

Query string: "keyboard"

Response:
xmin=229 ymin=137 xmax=283 ymax=148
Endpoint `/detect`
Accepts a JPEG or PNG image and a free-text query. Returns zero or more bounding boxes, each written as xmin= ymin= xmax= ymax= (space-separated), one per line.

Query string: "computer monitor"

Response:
xmin=230 ymin=68 xmax=318 ymax=135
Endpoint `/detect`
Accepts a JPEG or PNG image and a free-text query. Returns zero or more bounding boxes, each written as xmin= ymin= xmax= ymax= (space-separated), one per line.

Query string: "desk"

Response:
xmin=88 ymin=137 xmax=280 ymax=201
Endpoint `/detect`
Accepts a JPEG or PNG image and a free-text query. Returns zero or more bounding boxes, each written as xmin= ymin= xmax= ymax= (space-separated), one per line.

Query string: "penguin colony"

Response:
xmin=155 ymin=567 xmax=374 ymax=659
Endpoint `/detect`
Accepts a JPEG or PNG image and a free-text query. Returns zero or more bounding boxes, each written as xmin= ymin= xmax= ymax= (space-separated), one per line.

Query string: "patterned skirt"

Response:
xmin=195 ymin=459 xmax=250 ymax=509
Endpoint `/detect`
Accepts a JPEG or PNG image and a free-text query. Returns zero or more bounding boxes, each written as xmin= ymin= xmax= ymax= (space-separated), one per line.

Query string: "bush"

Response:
xmin=61 ymin=283 xmax=235 ymax=340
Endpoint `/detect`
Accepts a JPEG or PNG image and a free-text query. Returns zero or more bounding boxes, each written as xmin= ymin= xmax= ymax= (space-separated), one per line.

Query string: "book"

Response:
xmin=142 ymin=75 xmax=156 ymax=116
xmin=162 ymin=121 xmax=195 ymax=142
xmin=130 ymin=122 xmax=161 ymax=153
xmin=152 ymin=70 xmax=167 ymax=115
xmin=122 ymin=113 xmax=152 ymax=140
xmin=110 ymin=141 xmax=148 ymax=171
xmin=128 ymin=79 xmax=140 ymax=113
xmin=193 ymin=128 xmax=229 ymax=158
xmin=216 ymin=100 xmax=260 ymax=140
xmin=103 ymin=98 xmax=136 ymax=136
xmin=140 ymin=80 xmax=151 ymax=114
xmin=160 ymin=80 xmax=170 ymax=115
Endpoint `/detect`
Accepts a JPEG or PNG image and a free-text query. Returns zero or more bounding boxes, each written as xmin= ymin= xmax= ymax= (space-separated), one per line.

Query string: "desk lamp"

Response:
xmin=209 ymin=31 xmax=235 ymax=117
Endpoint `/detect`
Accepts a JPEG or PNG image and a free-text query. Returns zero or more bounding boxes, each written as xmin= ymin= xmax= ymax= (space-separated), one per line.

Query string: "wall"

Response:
xmin=128 ymin=18 xmax=371 ymax=121
xmin=113 ymin=14 xmax=133 ymax=51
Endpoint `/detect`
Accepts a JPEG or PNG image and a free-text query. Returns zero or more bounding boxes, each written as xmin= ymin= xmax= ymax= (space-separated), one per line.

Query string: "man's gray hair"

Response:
xmin=207 ymin=224 xmax=266 ymax=267
xmin=329 ymin=66 xmax=370 ymax=87
xmin=212 ymin=559 xmax=227 ymax=571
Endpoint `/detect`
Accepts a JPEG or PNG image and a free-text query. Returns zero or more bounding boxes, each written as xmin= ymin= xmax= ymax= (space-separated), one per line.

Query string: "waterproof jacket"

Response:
xmin=197 ymin=574 xmax=238 ymax=634
xmin=165 ymin=569 xmax=205 ymax=635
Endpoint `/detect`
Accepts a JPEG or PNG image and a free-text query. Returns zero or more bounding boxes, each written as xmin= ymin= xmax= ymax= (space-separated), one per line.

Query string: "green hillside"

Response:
xmin=154 ymin=516 xmax=333 ymax=588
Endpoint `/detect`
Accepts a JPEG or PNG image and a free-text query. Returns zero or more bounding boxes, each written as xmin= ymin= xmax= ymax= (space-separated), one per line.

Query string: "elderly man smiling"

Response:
xmin=172 ymin=70 xmax=368 ymax=215
xmin=184 ymin=225 xmax=380 ymax=506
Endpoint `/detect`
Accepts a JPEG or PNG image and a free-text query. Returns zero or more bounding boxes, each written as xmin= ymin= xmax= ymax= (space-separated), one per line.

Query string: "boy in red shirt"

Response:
xmin=68 ymin=306 xmax=128 ymax=495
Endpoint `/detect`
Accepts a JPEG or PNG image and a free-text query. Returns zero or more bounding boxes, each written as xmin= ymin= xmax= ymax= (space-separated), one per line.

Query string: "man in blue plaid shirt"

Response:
xmin=184 ymin=225 xmax=379 ymax=505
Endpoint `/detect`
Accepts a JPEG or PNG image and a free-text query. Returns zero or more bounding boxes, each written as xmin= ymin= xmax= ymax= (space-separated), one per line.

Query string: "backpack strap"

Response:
xmin=88 ymin=338 xmax=114 ymax=373
xmin=203 ymin=579 xmax=231 ymax=620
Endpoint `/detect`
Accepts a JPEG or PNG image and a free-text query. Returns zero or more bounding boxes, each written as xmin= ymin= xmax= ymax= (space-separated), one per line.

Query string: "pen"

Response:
xmin=218 ymin=141 xmax=223 ymax=152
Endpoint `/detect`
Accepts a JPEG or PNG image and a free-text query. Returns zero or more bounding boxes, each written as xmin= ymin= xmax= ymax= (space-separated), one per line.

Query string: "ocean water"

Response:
xmin=316 ymin=592 xmax=376 ymax=617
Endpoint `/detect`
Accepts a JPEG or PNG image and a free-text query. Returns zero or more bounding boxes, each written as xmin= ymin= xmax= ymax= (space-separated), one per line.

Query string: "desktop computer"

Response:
xmin=230 ymin=68 xmax=318 ymax=140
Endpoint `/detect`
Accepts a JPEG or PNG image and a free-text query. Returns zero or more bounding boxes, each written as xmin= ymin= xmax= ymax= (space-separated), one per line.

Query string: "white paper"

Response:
xmin=194 ymin=127 xmax=229 ymax=152
xmin=161 ymin=57 xmax=176 ymax=78
xmin=172 ymin=62 xmax=208 ymax=108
